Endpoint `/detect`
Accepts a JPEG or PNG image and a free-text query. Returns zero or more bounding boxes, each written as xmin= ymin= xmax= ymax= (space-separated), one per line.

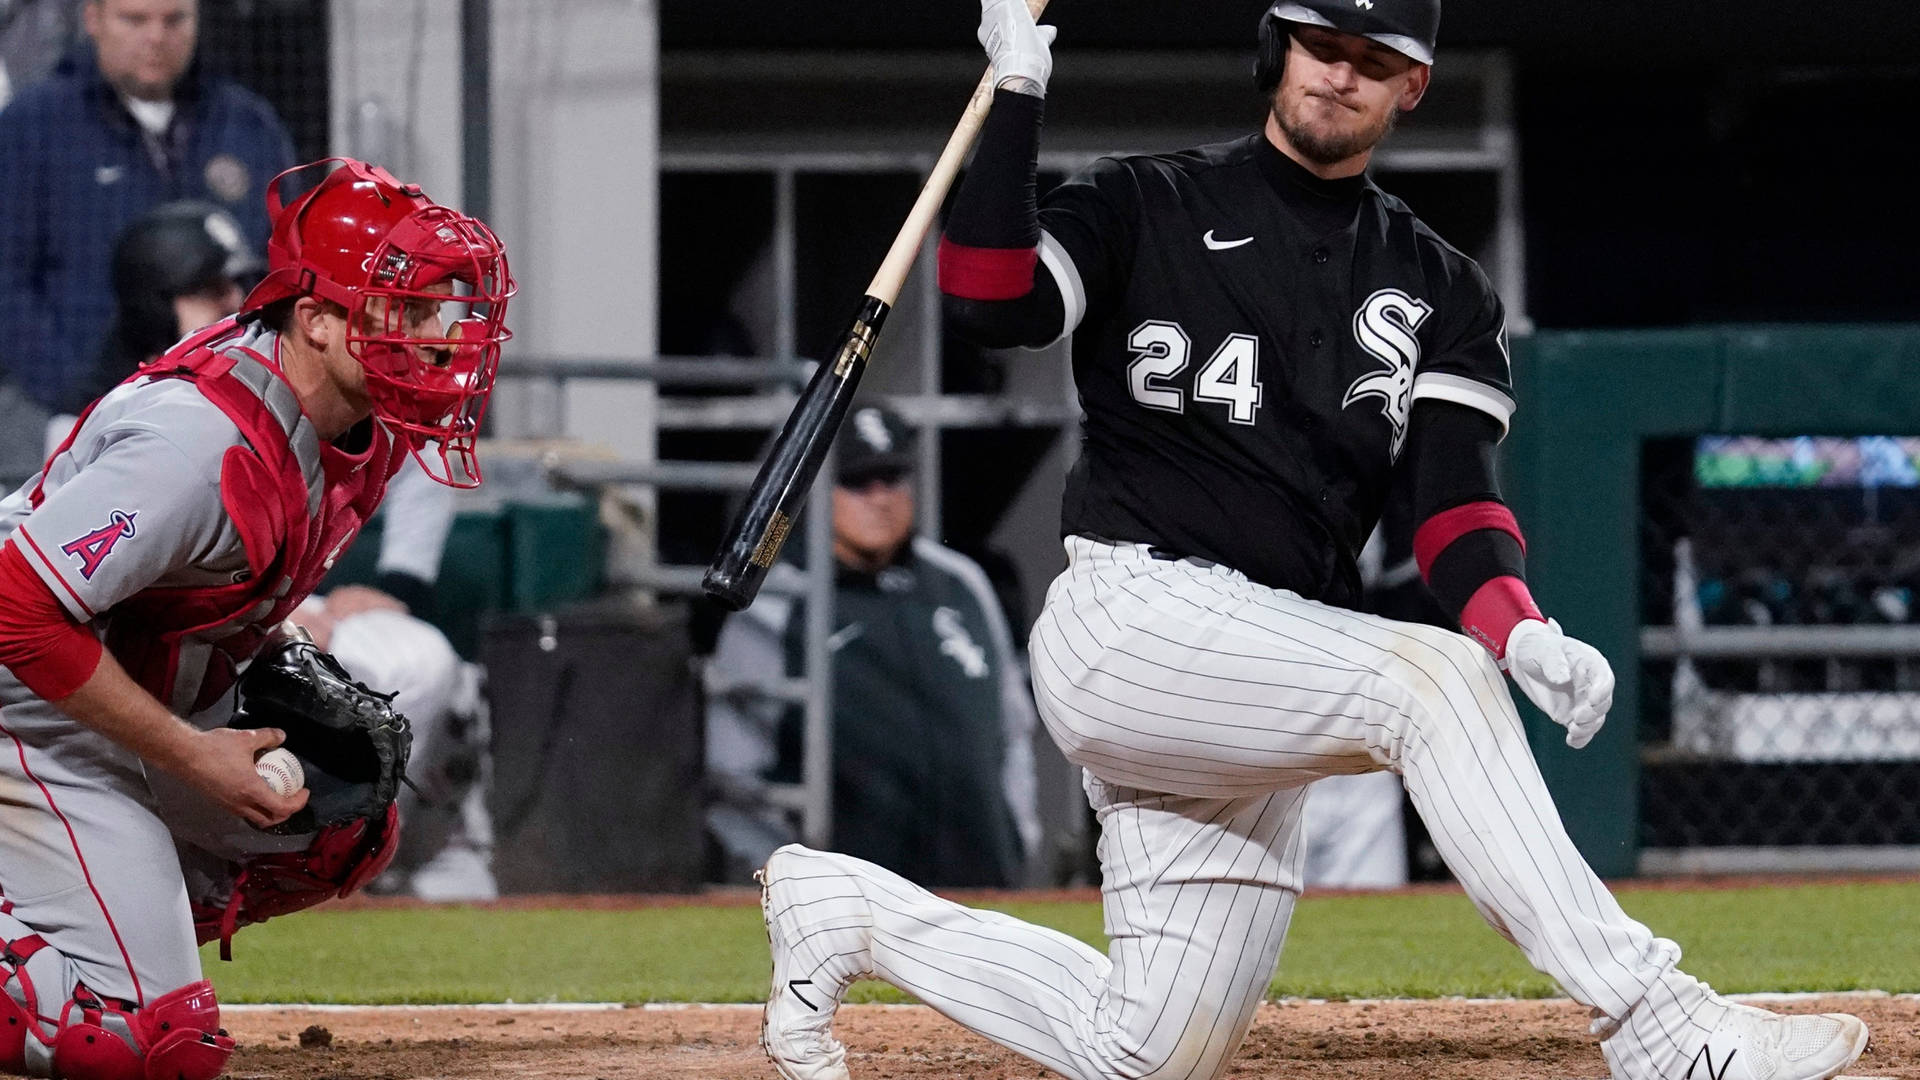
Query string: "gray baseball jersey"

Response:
xmin=0 ymin=323 xmax=324 ymax=1016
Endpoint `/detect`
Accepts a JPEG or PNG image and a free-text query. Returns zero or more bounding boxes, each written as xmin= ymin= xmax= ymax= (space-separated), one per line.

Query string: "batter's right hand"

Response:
xmin=182 ymin=726 xmax=311 ymax=829
xmin=1504 ymin=618 xmax=1614 ymax=750
xmin=979 ymin=0 xmax=1056 ymax=96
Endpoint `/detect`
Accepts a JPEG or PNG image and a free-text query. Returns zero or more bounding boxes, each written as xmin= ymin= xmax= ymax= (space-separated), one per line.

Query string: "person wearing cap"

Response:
xmin=752 ymin=3 xmax=1870 ymax=1080
xmin=0 ymin=157 xmax=510 ymax=1079
xmin=0 ymin=0 xmax=295 ymax=489
xmin=705 ymin=403 xmax=1041 ymax=888
xmin=34 ymin=200 xmax=261 ymax=448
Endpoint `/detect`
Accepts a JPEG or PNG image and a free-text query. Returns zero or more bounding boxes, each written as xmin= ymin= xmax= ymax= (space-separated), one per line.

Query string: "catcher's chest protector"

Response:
xmin=64 ymin=320 xmax=407 ymax=714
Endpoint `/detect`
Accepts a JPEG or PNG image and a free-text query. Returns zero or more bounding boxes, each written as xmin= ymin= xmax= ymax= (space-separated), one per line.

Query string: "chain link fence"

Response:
xmin=1639 ymin=436 xmax=1920 ymax=862
xmin=199 ymin=0 xmax=330 ymax=162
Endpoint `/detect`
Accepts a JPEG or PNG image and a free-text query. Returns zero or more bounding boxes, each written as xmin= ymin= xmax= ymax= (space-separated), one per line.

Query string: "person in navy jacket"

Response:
xmin=0 ymin=0 xmax=293 ymax=484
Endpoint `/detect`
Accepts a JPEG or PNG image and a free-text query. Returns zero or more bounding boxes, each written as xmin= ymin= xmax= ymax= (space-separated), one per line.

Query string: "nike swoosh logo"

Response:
xmin=787 ymin=980 xmax=819 ymax=1010
xmin=827 ymin=623 xmax=864 ymax=651
xmin=1686 ymin=1044 xmax=1737 ymax=1080
xmin=1203 ymin=230 xmax=1254 ymax=251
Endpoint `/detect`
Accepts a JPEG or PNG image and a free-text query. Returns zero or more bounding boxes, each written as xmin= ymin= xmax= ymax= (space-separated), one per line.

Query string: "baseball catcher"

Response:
xmin=0 ymin=157 xmax=511 ymax=1080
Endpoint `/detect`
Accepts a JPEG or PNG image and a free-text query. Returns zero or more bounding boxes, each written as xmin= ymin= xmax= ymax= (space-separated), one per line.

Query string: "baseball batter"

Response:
xmin=756 ymin=4 xmax=1869 ymax=1080
xmin=0 ymin=158 xmax=511 ymax=1079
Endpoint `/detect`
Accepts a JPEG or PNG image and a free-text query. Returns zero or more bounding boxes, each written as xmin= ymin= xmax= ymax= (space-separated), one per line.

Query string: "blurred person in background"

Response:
xmin=1 ymin=0 xmax=80 ymax=110
xmin=43 ymin=199 xmax=260 ymax=445
xmin=706 ymin=403 xmax=1041 ymax=888
xmin=0 ymin=0 xmax=294 ymax=487
xmin=294 ymin=480 xmax=499 ymax=903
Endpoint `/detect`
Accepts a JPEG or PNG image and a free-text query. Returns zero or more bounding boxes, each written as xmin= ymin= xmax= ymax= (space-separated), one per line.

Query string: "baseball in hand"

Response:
xmin=254 ymin=748 xmax=305 ymax=797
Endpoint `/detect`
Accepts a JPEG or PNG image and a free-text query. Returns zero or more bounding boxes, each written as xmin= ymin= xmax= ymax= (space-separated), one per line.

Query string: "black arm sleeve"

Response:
xmin=942 ymin=271 xmax=1069 ymax=349
xmin=1405 ymin=400 xmax=1528 ymax=620
xmin=946 ymin=88 xmax=1043 ymax=250
xmin=939 ymin=89 xmax=1068 ymax=350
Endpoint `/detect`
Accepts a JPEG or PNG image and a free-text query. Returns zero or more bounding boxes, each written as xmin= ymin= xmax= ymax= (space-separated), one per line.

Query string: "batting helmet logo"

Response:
xmin=1254 ymin=0 xmax=1440 ymax=92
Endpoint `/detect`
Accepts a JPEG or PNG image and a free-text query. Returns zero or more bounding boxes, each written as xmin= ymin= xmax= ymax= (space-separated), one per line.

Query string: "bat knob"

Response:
xmin=701 ymin=565 xmax=756 ymax=612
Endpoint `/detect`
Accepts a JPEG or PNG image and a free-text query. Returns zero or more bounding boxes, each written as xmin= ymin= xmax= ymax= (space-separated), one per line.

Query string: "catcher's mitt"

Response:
xmin=228 ymin=634 xmax=413 ymax=836
xmin=196 ymin=634 xmax=414 ymax=957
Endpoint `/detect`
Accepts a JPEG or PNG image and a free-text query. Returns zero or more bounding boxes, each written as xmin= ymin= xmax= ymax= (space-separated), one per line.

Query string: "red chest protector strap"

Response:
xmin=92 ymin=321 xmax=399 ymax=714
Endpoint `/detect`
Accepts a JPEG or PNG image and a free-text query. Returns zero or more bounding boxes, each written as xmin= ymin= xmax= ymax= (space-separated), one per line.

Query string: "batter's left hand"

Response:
xmin=1504 ymin=618 xmax=1613 ymax=750
xmin=978 ymin=0 xmax=1056 ymax=96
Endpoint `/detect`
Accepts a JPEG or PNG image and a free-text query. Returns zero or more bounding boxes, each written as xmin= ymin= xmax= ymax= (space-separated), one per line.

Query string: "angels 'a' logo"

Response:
xmin=61 ymin=510 xmax=137 ymax=580
xmin=1342 ymin=288 xmax=1433 ymax=460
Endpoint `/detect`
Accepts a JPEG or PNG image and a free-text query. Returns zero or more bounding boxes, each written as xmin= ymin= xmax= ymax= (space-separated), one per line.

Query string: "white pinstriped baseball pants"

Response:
xmin=781 ymin=537 xmax=1727 ymax=1079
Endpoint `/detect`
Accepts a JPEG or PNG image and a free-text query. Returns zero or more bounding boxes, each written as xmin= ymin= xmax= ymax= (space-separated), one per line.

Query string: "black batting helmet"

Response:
xmin=1254 ymin=0 xmax=1441 ymax=94
xmin=110 ymin=201 xmax=263 ymax=361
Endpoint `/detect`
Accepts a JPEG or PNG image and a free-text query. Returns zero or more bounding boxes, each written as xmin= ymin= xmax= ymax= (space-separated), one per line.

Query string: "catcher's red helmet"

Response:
xmin=242 ymin=158 xmax=514 ymax=488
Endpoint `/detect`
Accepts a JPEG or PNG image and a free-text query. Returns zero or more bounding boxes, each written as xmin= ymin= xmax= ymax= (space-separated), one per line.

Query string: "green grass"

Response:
xmin=202 ymin=881 xmax=1920 ymax=1004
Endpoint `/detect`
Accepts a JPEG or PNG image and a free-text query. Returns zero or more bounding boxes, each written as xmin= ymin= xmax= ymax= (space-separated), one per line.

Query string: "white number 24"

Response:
xmin=1125 ymin=320 xmax=1262 ymax=425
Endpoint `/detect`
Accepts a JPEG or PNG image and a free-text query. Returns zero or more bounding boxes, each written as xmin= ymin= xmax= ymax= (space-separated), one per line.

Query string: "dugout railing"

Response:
xmin=496 ymin=352 xmax=848 ymax=851
xmin=1505 ymin=326 xmax=1920 ymax=878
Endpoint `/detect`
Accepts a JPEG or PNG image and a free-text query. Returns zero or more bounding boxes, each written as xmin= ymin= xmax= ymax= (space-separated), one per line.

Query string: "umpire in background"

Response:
xmin=706 ymin=404 xmax=1042 ymax=888
xmin=0 ymin=0 xmax=293 ymax=487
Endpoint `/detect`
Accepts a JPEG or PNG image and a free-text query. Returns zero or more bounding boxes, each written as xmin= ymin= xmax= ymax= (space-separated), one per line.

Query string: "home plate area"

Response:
xmin=219 ymin=995 xmax=1918 ymax=1079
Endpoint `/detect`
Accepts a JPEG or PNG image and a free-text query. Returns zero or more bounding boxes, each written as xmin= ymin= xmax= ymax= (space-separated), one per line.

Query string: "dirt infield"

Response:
xmin=223 ymin=996 xmax=1920 ymax=1079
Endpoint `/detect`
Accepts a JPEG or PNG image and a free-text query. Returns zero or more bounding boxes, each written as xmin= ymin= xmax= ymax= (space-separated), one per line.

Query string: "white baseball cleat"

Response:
xmin=758 ymin=845 xmax=871 ymax=1080
xmin=1606 ymin=1000 xmax=1868 ymax=1080
xmin=1688 ymin=1005 xmax=1867 ymax=1080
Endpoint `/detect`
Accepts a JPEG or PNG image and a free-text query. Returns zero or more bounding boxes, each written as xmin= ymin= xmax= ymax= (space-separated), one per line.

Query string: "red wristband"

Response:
xmin=1459 ymin=575 xmax=1545 ymax=660
xmin=938 ymin=237 xmax=1039 ymax=301
xmin=1413 ymin=500 xmax=1525 ymax=581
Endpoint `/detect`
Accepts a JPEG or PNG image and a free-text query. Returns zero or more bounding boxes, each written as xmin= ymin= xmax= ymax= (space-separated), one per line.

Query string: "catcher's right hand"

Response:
xmin=179 ymin=725 xmax=310 ymax=829
xmin=1504 ymin=618 xmax=1614 ymax=750
xmin=978 ymin=0 xmax=1056 ymax=96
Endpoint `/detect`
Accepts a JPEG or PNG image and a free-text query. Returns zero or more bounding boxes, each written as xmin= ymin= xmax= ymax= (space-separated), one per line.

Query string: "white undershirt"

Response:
xmin=122 ymin=96 xmax=175 ymax=136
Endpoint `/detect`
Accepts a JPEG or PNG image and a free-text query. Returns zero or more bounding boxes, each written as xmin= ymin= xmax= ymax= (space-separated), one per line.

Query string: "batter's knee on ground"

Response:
xmin=1084 ymin=1020 xmax=1238 ymax=1080
xmin=3 ymin=940 xmax=233 ymax=1080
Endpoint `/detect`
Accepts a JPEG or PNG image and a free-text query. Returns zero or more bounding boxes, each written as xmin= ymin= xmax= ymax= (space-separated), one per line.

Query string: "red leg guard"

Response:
xmin=8 ymin=934 xmax=233 ymax=1080
xmin=134 ymin=981 xmax=234 ymax=1080
xmin=2 ymin=991 xmax=38 ymax=1073
xmin=18 ymin=980 xmax=234 ymax=1080
xmin=50 ymin=1018 xmax=142 ymax=1080
xmin=3 ymin=934 xmax=53 ymax=1074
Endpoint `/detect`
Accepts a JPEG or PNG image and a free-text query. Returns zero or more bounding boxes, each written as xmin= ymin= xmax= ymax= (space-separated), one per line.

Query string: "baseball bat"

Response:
xmin=702 ymin=0 xmax=1050 ymax=611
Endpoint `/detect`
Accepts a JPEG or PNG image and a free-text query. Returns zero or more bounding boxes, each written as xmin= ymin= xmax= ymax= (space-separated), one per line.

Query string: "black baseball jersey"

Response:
xmin=1036 ymin=134 xmax=1514 ymax=605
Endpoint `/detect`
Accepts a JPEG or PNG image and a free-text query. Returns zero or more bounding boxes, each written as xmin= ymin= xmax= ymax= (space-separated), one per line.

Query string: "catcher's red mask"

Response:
xmin=243 ymin=158 xmax=515 ymax=488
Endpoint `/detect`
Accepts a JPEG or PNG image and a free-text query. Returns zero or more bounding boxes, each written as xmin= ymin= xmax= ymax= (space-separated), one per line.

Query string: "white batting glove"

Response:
xmin=978 ymin=0 xmax=1057 ymax=96
xmin=1504 ymin=618 xmax=1614 ymax=750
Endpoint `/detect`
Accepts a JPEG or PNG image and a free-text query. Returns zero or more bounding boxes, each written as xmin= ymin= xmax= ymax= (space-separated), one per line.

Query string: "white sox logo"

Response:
xmin=1342 ymin=287 xmax=1432 ymax=460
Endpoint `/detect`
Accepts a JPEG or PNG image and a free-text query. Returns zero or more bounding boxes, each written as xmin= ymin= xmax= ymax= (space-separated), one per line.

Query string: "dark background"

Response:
xmin=664 ymin=0 xmax=1920 ymax=329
